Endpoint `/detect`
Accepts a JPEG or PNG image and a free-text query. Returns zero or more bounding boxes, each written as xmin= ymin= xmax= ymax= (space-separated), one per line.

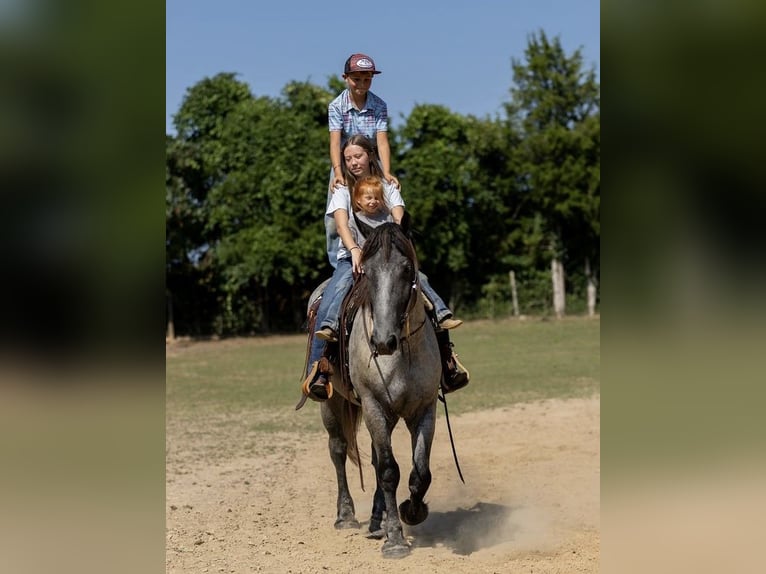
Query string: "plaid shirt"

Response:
xmin=328 ymin=89 xmax=388 ymax=145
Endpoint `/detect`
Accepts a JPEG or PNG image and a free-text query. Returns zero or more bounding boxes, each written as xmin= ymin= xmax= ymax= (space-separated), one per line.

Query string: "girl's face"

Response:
xmin=357 ymin=190 xmax=383 ymax=216
xmin=343 ymin=145 xmax=371 ymax=178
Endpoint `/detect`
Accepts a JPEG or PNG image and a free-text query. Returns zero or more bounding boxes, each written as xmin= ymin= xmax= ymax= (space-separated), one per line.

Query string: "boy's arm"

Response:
xmin=376 ymin=132 xmax=400 ymax=188
xmin=329 ymin=131 xmax=344 ymax=191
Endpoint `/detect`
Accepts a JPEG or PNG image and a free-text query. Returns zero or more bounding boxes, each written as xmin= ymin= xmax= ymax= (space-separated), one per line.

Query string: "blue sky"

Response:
xmin=166 ymin=0 xmax=599 ymax=134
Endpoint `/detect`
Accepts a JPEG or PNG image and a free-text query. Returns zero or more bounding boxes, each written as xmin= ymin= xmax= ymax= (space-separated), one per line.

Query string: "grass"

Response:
xmin=166 ymin=317 xmax=600 ymax=432
xmin=447 ymin=316 xmax=600 ymax=413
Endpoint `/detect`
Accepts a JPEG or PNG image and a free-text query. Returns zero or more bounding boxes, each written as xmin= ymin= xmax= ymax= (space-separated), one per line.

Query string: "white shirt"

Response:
xmin=326 ymin=180 xmax=405 ymax=261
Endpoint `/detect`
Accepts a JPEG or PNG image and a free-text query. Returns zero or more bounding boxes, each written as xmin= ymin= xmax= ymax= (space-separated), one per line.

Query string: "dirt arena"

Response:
xmin=166 ymin=395 xmax=599 ymax=573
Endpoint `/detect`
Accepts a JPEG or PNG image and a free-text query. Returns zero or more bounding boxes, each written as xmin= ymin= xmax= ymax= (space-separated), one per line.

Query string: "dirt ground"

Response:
xmin=166 ymin=396 xmax=600 ymax=573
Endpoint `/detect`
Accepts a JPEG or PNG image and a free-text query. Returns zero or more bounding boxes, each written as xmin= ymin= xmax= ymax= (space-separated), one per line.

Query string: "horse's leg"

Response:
xmin=321 ymin=401 xmax=359 ymax=529
xmin=364 ymin=406 xmax=410 ymax=559
xmin=400 ymin=406 xmax=436 ymax=526
xmin=367 ymin=441 xmax=386 ymax=539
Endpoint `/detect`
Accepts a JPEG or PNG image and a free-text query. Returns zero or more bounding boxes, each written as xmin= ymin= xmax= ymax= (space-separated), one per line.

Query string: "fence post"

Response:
xmin=509 ymin=271 xmax=520 ymax=317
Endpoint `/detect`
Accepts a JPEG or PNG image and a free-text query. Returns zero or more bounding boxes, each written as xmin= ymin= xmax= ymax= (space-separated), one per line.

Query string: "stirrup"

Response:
xmin=442 ymin=354 xmax=470 ymax=394
xmin=300 ymin=361 xmax=334 ymax=402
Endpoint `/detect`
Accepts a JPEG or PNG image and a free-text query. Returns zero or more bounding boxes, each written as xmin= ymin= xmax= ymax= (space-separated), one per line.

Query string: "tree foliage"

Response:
xmin=505 ymin=31 xmax=600 ymax=286
xmin=166 ymin=33 xmax=600 ymax=335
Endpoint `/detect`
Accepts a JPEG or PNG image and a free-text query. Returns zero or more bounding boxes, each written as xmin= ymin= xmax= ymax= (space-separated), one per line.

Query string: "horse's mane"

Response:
xmin=351 ymin=223 xmax=418 ymax=311
xmin=360 ymin=222 xmax=418 ymax=268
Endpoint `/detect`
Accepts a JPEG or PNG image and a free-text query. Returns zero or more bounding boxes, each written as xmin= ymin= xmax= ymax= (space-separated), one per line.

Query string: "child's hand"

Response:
xmin=351 ymin=248 xmax=363 ymax=274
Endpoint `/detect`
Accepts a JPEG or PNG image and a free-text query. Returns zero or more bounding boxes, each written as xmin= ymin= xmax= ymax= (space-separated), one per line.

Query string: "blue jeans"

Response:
xmin=325 ymin=169 xmax=339 ymax=268
xmin=318 ymin=262 xmax=452 ymax=331
xmin=325 ymin=211 xmax=339 ymax=269
xmin=318 ymin=258 xmax=354 ymax=333
xmin=307 ymin=257 xmax=354 ymax=375
xmin=316 ymin=266 xmax=450 ymax=334
xmin=419 ymin=272 xmax=451 ymax=322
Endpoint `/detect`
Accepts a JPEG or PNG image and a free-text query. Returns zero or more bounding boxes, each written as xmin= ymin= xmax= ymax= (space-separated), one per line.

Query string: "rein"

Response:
xmin=438 ymin=390 xmax=466 ymax=484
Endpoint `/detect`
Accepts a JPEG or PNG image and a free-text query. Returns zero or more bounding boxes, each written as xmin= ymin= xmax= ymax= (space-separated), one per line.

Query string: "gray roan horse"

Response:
xmin=309 ymin=221 xmax=441 ymax=558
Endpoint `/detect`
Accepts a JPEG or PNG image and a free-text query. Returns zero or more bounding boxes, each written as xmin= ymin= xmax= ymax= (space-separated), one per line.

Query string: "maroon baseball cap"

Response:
xmin=344 ymin=53 xmax=381 ymax=75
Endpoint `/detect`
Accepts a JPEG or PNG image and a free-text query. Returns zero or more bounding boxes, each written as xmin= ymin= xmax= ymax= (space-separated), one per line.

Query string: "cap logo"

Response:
xmin=354 ymin=58 xmax=373 ymax=69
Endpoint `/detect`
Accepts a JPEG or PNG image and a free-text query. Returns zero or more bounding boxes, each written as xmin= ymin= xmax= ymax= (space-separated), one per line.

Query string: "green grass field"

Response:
xmin=166 ymin=317 xmax=599 ymax=434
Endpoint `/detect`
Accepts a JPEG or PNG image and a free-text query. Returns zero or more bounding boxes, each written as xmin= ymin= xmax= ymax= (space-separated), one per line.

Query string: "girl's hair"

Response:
xmin=340 ymin=134 xmax=384 ymax=191
xmin=353 ymin=175 xmax=387 ymax=214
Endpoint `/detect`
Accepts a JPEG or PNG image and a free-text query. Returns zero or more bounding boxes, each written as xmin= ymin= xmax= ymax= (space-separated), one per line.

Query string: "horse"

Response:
xmin=308 ymin=220 xmax=442 ymax=559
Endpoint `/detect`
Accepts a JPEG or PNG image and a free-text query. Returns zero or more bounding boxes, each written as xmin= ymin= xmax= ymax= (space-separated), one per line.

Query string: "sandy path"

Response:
xmin=166 ymin=396 xmax=599 ymax=573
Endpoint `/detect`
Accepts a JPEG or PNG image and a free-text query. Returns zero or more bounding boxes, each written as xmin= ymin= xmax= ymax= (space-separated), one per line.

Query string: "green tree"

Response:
xmin=395 ymin=104 xmax=477 ymax=308
xmin=166 ymin=73 xmax=256 ymax=335
xmin=504 ymin=31 xmax=600 ymax=316
xmin=166 ymin=133 xmax=218 ymax=336
xmin=166 ymin=39 xmax=600 ymax=335
xmin=208 ymin=80 xmax=333 ymax=332
xmin=167 ymin=74 xmax=336 ymax=335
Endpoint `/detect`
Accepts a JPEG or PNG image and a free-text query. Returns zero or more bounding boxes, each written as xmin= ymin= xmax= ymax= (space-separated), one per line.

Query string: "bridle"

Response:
xmin=398 ymin=274 xmax=426 ymax=343
xmin=361 ymin=261 xmax=425 ymax=361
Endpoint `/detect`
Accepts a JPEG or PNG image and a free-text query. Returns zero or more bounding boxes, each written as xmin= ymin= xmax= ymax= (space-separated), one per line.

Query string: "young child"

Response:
xmin=324 ymin=53 xmax=400 ymax=268
xmin=347 ymin=175 xmax=397 ymax=248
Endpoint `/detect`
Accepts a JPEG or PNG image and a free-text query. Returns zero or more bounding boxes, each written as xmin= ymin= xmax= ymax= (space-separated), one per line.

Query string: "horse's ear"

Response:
xmin=399 ymin=210 xmax=411 ymax=232
xmin=353 ymin=211 xmax=375 ymax=239
xmin=399 ymin=211 xmax=412 ymax=236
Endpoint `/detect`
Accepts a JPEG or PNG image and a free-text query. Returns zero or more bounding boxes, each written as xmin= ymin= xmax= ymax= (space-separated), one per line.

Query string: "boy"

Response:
xmin=324 ymin=53 xmax=399 ymax=268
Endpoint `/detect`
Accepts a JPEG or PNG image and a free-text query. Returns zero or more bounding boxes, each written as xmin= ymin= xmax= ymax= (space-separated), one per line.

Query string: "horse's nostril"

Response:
xmin=372 ymin=334 xmax=398 ymax=356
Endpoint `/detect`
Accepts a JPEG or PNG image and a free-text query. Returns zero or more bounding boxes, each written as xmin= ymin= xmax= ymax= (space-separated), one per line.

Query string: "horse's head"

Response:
xmin=359 ymin=222 xmax=419 ymax=355
xmin=353 ymin=210 xmax=412 ymax=240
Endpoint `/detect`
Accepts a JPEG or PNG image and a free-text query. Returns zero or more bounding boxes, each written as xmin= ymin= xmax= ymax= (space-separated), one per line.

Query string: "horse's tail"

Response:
xmin=341 ymin=401 xmax=362 ymax=468
xmin=336 ymin=282 xmax=364 ymax=469
xmin=340 ymin=399 xmax=362 ymax=468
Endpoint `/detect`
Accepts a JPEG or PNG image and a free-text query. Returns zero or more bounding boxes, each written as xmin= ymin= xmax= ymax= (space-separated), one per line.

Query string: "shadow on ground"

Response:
xmin=407 ymin=501 xmax=519 ymax=555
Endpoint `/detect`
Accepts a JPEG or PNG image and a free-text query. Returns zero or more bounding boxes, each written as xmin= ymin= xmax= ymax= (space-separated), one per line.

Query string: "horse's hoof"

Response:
xmin=382 ymin=541 xmax=410 ymax=559
xmin=399 ymin=499 xmax=429 ymax=525
xmin=367 ymin=516 xmax=384 ymax=538
xmin=366 ymin=527 xmax=385 ymax=540
xmin=334 ymin=517 xmax=360 ymax=530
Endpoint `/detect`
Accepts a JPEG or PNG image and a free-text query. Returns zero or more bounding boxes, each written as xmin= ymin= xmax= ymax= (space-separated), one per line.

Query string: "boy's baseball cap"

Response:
xmin=344 ymin=53 xmax=381 ymax=75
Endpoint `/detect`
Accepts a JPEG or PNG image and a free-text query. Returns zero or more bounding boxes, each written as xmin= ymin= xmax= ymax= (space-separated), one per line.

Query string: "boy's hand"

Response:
xmin=330 ymin=174 xmax=346 ymax=192
xmin=384 ymin=172 xmax=400 ymax=189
